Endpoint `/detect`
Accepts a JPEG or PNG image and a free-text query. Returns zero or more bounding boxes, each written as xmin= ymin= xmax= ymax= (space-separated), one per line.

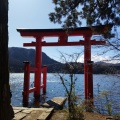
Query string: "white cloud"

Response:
xmin=77 ymin=55 xmax=119 ymax=63
xmin=91 ymin=55 xmax=110 ymax=62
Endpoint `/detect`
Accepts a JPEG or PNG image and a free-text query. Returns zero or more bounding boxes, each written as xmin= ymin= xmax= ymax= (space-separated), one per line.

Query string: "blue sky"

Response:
xmin=9 ymin=0 xmax=85 ymax=61
xmin=8 ymin=0 xmax=117 ymax=63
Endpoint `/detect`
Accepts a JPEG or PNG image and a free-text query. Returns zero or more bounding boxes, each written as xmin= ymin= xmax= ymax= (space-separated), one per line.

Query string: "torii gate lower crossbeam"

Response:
xmin=17 ymin=25 xmax=111 ymax=104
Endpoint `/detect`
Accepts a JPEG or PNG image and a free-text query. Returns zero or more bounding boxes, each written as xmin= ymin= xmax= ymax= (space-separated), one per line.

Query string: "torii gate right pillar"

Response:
xmin=84 ymin=35 xmax=93 ymax=99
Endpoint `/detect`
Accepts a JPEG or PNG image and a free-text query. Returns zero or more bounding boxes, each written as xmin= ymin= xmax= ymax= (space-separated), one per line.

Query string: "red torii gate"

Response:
xmin=17 ymin=25 xmax=108 ymax=104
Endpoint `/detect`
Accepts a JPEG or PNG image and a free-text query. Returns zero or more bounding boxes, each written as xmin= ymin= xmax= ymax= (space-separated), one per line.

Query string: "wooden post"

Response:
xmin=87 ymin=61 xmax=93 ymax=99
xmin=23 ymin=61 xmax=30 ymax=105
xmin=43 ymin=66 xmax=47 ymax=94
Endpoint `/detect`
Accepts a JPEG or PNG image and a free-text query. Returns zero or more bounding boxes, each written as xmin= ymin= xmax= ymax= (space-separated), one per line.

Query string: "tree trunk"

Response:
xmin=0 ymin=0 xmax=14 ymax=119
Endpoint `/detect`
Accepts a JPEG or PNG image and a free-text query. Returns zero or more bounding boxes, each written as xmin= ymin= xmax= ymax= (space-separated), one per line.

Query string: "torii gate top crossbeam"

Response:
xmin=17 ymin=27 xmax=93 ymax=37
xmin=17 ymin=25 xmax=111 ymax=38
xmin=17 ymin=25 xmax=112 ymax=47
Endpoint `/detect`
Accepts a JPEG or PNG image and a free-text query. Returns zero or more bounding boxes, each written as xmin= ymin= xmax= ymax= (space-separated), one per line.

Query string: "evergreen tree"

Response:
xmin=49 ymin=0 xmax=120 ymax=28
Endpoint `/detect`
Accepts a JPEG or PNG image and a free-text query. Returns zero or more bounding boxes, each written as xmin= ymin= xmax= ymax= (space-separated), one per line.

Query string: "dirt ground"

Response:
xmin=50 ymin=110 xmax=115 ymax=120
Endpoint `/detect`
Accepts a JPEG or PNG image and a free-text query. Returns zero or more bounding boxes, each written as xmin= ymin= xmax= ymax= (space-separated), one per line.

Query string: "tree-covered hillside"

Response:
xmin=8 ymin=47 xmax=120 ymax=74
xmin=9 ymin=47 xmax=61 ymax=72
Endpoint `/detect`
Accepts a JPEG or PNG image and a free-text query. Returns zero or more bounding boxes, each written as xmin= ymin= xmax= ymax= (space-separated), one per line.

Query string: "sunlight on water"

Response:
xmin=10 ymin=73 xmax=120 ymax=114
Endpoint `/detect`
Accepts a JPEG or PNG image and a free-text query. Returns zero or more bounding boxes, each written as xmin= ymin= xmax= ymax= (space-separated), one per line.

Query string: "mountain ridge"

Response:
xmin=9 ymin=47 xmax=61 ymax=72
xmin=8 ymin=47 xmax=120 ymax=74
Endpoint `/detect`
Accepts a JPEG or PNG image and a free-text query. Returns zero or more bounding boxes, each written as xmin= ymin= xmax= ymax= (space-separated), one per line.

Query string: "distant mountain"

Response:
xmin=8 ymin=47 xmax=120 ymax=74
xmin=9 ymin=47 xmax=61 ymax=72
xmin=95 ymin=61 xmax=119 ymax=66
xmin=94 ymin=62 xmax=120 ymax=74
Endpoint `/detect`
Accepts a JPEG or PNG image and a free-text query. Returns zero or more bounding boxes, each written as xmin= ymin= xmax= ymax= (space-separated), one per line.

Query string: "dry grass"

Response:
xmin=50 ymin=110 xmax=114 ymax=120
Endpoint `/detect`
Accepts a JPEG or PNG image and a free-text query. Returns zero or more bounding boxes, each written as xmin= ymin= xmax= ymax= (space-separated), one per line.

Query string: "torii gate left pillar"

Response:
xmin=22 ymin=36 xmax=47 ymax=104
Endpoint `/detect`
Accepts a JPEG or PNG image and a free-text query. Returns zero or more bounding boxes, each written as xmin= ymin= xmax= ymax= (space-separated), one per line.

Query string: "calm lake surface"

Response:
xmin=10 ymin=73 xmax=120 ymax=114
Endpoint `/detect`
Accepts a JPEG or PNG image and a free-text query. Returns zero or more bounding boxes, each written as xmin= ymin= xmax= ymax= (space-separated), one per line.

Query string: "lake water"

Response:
xmin=10 ymin=73 xmax=120 ymax=114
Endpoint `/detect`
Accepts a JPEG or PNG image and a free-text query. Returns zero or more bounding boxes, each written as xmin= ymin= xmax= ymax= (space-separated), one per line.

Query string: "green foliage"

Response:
xmin=49 ymin=0 xmax=120 ymax=28
xmin=105 ymin=102 xmax=112 ymax=116
xmin=68 ymin=106 xmax=84 ymax=120
xmin=101 ymin=91 xmax=113 ymax=116
xmin=94 ymin=89 xmax=114 ymax=116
